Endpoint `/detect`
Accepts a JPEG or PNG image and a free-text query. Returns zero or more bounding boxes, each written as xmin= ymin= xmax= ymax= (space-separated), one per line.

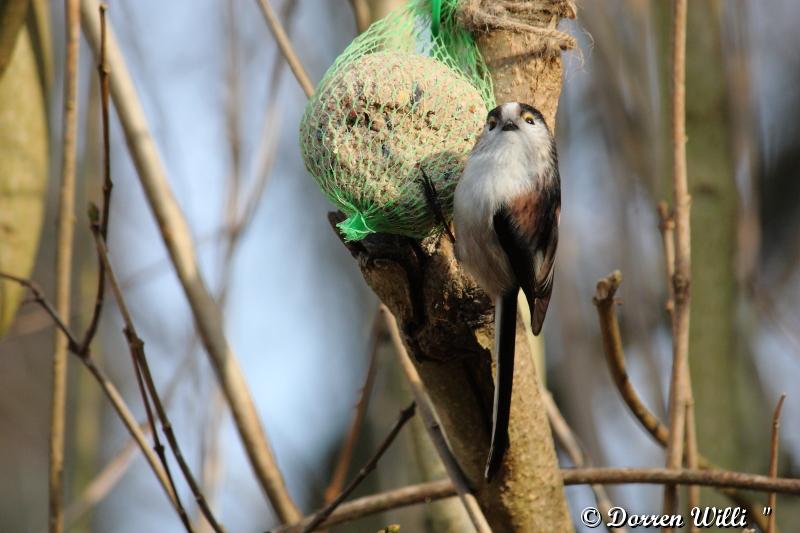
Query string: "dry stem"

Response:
xmin=274 ymin=465 xmax=800 ymax=532
xmin=79 ymin=0 xmax=301 ymax=522
xmin=253 ymin=0 xmax=314 ymax=97
xmin=272 ymin=480 xmax=457 ymax=533
xmin=664 ymin=1 xmax=692 ymax=525
xmin=0 ymin=273 xmax=181 ymax=517
xmin=78 ymin=3 xmax=112 ymax=355
xmin=562 ymin=467 xmax=800 ymax=494
xmin=93 ymin=231 xmax=227 ymax=533
xmin=657 ymin=203 xmax=699 ymax=523
xmin=50 ymin=2 xmax=80 ymax=530
xmin=767 ymin=394 xmax=786 ymax=533
xmin=62 ymin=352 xmax=191 ymax=530
xmin=592 ymin=270 xmax=768 ymax=531
xmin=300 ymin=403 xmax=417 ymax=533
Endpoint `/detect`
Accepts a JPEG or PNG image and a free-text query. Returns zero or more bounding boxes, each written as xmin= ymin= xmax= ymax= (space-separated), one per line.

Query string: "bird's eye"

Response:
xmin=522 ymin=112 xmax=535 ymax=125
xmin=487 ymin=117 xmax=498 ymax=131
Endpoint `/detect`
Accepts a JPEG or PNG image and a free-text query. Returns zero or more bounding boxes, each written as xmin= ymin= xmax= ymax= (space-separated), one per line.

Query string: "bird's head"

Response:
xmin=476 ymin=102 xmax=551 ymax=150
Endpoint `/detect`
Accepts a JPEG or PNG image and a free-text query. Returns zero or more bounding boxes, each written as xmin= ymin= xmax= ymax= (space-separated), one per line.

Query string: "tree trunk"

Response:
xmin=333 ymin=4 xmax=575 ymax=530
xmin=684 ymin=0 xmax=767 ymax=493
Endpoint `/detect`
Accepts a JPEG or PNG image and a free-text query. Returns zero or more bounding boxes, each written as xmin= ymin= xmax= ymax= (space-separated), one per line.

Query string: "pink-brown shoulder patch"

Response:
xmin=509 ymin=191 xmax=539 ymax=239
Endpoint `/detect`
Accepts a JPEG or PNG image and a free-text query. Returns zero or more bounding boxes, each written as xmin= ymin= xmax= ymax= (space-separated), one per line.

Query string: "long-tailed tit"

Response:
xmin=454 ymin=102 xmax=561 ymax=481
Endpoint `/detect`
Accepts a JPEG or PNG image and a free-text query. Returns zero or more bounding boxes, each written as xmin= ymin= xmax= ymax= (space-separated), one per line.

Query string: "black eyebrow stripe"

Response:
xmin=487 ymin=105 xmax=503 ymax=122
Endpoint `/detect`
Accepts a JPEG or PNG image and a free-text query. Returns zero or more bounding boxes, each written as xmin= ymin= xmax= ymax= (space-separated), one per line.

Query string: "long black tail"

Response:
xmin=485 ymin=291 xmax=518 ymax=481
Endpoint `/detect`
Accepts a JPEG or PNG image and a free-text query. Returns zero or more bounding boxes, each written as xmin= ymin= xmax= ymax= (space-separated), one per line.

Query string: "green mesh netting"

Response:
xmin=299 ymin=0 xmax=495 ymax=241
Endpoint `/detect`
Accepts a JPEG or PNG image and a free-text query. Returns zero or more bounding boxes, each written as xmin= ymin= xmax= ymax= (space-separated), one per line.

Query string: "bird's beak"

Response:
xmin=502 ymin=120 xmax=519 ymax=131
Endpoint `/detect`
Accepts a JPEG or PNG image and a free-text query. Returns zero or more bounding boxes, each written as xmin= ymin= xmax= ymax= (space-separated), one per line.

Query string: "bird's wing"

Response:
xmin=530 ymin=217 xmax=558 ymax=335
xmin=493 ymin=188 xmax=560 ymax=335
xmin=493 ymin=204 xmax=535 ymax=301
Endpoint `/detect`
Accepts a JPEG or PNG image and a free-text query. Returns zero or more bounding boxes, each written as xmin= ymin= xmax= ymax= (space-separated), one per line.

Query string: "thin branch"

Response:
xmin=63 ymin=351 xmax=193 ymax=530
xmin=79 ymin=9 xmax=195 ymax=532
xmin=657 ymin=202 xmax=675 ymax=320
xmin=542 ymin=390 xmax=627 ymax=533
xmin=79 ymin=0 xmax=301 ymax=521
xmin=0 ymin=273 xmax=182 ymax=519
xmin=81 ymin=355 xmax=182 ymax=510
xmin=300 ymin=403 xmax=417 ymax=533
xmin=657 ymin=203 xmax=699 ymax=522
xmin=684 ymin=398 xmax=699 ymax=533
xmin=78 ymin=2 xmax=113 ymax=355
xmin=253 ymin=0 xmax=314 ymax=98
xmin=0 ymin=274 xmax=78 ymax=352
xmin=562 ymin=467 xmax=800 ymax=494
xmin=50 ymin=1 xmax=80 ymax=530
xmin=91 ymin=229 xmax=193 ymax=533
xmin=271 ymin=481 xmax=458 ymax=533
xmin=381 ymin=305 xmax=491 ymax=533
xmin=593 ymin=271 xmax=667 ymax=443
xmin=768 ymin=393 xmax=786 ymax=533
xmin=323 ymin=315 xmax=382 ymax=504
xmin=664 ymin=0 xmax=691 ymax=525
xmin=92 ymin=230 xmax=227 ymax=533
xmin=273 ymin=465 xmax=800 ymax=533
xmin=592 ymin=271 xmax=769 ymax=532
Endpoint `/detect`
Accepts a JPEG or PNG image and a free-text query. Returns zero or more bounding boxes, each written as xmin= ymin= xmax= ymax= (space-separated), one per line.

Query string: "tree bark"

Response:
xmin=332 ymin=5 xmax=575 ymax=527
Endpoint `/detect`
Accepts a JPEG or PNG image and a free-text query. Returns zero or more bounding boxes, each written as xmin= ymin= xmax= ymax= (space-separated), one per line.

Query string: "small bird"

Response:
xmin=453 ymin=102 xmax=561 ymax=481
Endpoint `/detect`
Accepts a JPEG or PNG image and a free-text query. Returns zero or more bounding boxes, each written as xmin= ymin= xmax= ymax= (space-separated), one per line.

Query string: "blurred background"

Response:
xmin=1 ymin=0 xmax=799 ymax=531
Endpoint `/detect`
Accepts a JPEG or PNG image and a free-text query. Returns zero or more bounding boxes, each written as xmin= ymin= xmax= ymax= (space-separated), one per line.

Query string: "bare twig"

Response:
xmin=592 ymin=271 xmax=769 ymax=532
xmin=323 ymin=315 xmax=382 ymax=504
xmin=274 ymin=465 xmax=800 ymax=533
xmin=79 ymin=0 xmax=301 ymax=521
xmin=593 ymin=271 xmax=667 ymax=442
xmin=657 ymin=203 xmax=699 ymax=523
xmin=0 ymin=273 xmax=182 ymax=517
xmin=768 ymin=394 xmax=786 ymax=533
xmin=91 ymin=227 xmax=194 ymax=532
xmin=92 ymin=230 xmax=227 ymax=533
xmin=78 ymin=3 xmax=113 ymax=355
xmin=0 ymin=274 xmax=78 ymax=352
xmin=382 ymin=305 xmax=491 ymax=533
xmin=562 ymin=467 xmax=800 ymax=494
xmin=542 ymin=390 xmax=626 ymax=533
xmin=63 ymin=351 xmax=193 ymax=530
xmin=684 ymin=398 xmax=699 ymax=533
xmin=271 ymin=480 xmax=458 ymax=533
xmin=50 ymin=2 xmax=80 ymax=530
xmin=253 ymin=0 xmax=313 ymax=98
xmin=300 ymin=403 xmax=417 ymax=533
xmin=664 ymin=0 xmax=691 ymax=525
xmin=657 ymin=202 xmax=676 ymax=320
